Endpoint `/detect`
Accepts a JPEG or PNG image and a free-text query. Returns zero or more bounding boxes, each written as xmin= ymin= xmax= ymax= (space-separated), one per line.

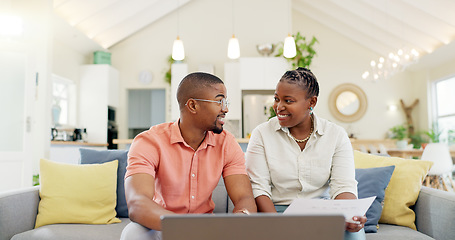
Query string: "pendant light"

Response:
xmin=283 ymin=34 xmax=296 ymax=58
xmin=172 ymin=0 xmax=185 ymax=61
xmin=283 ymin=0 xmax=296 ymax=58
xmin=227 ymin=0 xmax=240 ymax=59
xmin=172 ymin=36 xmax=185 ymax=61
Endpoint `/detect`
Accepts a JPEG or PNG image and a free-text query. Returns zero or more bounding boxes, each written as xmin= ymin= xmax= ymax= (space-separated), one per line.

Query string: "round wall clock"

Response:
xmin=138 ymin=70 xmax=152 ymax=85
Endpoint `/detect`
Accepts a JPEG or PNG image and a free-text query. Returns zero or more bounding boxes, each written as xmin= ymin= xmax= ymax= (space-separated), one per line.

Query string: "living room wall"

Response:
xmin=110 ymin=0 xmax=418 ymax=140
xmin=110 ymin=0 xmax=289 ymax=141
xmin=292 ymin=10 xmax=416 ymax=139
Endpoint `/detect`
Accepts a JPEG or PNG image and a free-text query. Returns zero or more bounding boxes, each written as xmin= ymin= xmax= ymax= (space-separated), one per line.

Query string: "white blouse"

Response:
xmin=245 ymin=113 xmax=358 ymax=205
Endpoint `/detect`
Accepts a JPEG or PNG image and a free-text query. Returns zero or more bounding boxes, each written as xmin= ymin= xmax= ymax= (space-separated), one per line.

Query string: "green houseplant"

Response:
xmin=275 ymin=32 xmax=318 ymax=68
xmin=425 ymin=123 xmax=442 ymax=143
xmin=390 ymin=124 xmax=408 ymax=149
xmin=164 ymin=55 xmax=175 ymax=85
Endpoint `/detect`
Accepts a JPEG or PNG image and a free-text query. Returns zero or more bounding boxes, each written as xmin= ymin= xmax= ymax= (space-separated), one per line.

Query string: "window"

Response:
xmin=52 ymin=74 xmax=76 ymax=127
xmin=432 ymin=77 xmax=455 ymax=144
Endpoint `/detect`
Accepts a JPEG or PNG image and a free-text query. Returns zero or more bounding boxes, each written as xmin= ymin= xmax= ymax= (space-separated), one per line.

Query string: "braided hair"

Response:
xmin=279 ymin=67 xmax=319 ymax=98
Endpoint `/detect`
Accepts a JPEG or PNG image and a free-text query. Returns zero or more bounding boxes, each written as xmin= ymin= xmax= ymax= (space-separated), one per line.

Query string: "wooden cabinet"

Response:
xmin=79 ymin=65 xmax=119 ymax=143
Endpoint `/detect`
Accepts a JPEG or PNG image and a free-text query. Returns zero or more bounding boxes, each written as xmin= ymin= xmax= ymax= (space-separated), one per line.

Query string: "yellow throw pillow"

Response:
xmin=35 ymin=159 xmax=121 ymax=228
xmin=354 ymin=151 xmax=433 ymax=230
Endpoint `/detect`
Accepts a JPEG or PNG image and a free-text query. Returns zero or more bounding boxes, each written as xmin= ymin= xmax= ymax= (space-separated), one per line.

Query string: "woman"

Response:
xmin=245 ymin=67 xmax=366 ymax=240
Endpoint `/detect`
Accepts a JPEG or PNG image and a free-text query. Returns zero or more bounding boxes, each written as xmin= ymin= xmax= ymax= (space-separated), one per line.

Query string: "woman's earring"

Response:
xmin=310 ymin=107 xmax=313 ymax=114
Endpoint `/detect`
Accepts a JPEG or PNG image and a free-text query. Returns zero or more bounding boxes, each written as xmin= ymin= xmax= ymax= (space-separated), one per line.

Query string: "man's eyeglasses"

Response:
xmin=191 ymin=98 xmax=229 ymax=111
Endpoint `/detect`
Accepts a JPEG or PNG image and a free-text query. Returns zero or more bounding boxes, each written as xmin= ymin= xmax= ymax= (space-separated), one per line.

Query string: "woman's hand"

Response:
xmin=345 ymin=216 xmax=367 ymax=232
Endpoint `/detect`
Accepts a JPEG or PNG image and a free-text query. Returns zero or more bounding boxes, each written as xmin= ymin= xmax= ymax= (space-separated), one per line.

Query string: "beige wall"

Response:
xmin=292 ymin=10 xmax=416 ymax=139
xmin=110 ymin=0 xmax=289 ymax=140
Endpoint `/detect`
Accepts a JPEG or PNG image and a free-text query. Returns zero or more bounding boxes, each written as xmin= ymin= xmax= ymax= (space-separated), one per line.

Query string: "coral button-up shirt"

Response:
xmin=125 ymin=120 xmax=247 ymax=213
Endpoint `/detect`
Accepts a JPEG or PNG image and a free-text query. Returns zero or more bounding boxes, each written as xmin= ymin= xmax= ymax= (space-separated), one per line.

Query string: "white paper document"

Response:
xmin=283 ymin=196 xmax=376 ymax=223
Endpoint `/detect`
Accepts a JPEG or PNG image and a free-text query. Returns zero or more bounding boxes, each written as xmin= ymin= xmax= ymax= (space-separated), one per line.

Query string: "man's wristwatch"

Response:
xmin=238 ymin=209 xmax=250 ymax=215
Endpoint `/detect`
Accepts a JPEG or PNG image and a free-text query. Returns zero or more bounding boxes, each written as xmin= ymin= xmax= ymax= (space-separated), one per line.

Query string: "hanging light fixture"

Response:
xmin=227 ymin=35 xmax=240 ymax=59
xmin=172 ymin=0 xmax=185 ymax=61
xmin=283 ymin=0 xmax=296 ymax=58
xmin=227 ymin=0 xmax=240 ymax=59
xmin=172 ymin=36 xmax=185 ymax=61
xmin=283 ymin=34 xmax=296 ymax=58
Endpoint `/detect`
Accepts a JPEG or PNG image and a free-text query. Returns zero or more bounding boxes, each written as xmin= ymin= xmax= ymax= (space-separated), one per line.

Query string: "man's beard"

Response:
xmin=210 ymin=118 xmax=223 ymax=134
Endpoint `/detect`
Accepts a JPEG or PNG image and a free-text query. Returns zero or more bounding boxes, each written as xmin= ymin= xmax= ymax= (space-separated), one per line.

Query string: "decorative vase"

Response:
xmin=396 ymin=140 xmax=408 ymax=150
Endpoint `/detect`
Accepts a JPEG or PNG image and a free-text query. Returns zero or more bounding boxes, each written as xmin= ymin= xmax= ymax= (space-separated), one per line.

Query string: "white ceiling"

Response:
xmin=54 ymin=0 xmax=455 ymax=64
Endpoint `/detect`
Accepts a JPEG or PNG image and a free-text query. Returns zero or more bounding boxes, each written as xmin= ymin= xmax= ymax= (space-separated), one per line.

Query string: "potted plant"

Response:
xmin=409 ymin=132 xmax=426 ymax=149
xmin=448 ymin=129 xmax=455 ymax=146
xmin=275 ymin=32 xmax=318 ymax=68
xmin=390 ymin=124 xmax=408 ymax=150
xmin=425 ymin=123 xmax=442 ymax=143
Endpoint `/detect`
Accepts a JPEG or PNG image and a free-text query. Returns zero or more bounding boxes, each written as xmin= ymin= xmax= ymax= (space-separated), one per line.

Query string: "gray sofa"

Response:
xmin=1 ymin=180 xmax=454 ymax=240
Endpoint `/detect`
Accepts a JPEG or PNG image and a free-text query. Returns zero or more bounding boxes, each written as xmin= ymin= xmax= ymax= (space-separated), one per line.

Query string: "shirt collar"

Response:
xmin=170 ymin=119 xmax=216 ymax=148
xmin=274 ymin=113 xmax=325 ymax=136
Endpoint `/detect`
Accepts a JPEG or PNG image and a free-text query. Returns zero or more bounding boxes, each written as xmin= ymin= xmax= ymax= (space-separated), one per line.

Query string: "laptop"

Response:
xmin=161 ymin=213 xmax=345 ymax=240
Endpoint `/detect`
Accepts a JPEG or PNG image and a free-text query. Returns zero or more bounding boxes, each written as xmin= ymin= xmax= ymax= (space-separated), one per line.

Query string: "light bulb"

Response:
xmin=370 ymin=60 xmax=376 ymax=67
xmin=362 ymin=71 xmax=369 ymax=79
xmin=227 ymin=35 xmax=240 ymax=59
xmin=283 ymin=34 xmax=296 ymax=58
xmin=378 ymin=63 xmax=383 ymax=69
xmin=379 ymin=57 xmax=385 ymax=63
xmin=397 ymin=49 xmax=403 ymax=56
xmin=172 ymin=36 xmax=185 ymax=61
xmin=388 ymin=52 xmax=394 ymax=59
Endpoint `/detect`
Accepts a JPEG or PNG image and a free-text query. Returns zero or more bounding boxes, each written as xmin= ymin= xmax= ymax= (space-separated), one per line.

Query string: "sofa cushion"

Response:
xmin=12 ymin=218 xmax=131 ymax=240
xmin=356 ymin=165 xmax=395 ymax=233
xmin=365 ymin=224 xmax=433 ymax=240
xmin=35 ymin=159 xmax=121 ymax=228
xmin=354 ymin=151 xmax=433 ymax=230
xmin=80 ymin=148 xmax=129 ymax=217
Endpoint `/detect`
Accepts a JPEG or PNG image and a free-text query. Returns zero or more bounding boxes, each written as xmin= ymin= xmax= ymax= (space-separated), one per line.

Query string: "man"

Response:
xmin=121 ymin=72 xmax=257 ymax=239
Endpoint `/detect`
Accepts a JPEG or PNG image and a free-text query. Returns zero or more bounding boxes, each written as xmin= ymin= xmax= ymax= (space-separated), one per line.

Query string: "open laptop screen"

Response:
xmin=161 ymin=213 xmax=345 ymax=240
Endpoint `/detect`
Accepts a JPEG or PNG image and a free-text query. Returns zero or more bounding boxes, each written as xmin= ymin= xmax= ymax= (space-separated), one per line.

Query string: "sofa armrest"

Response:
xmin=414 ymin=186 xmax=455 ymax=240
xmin=0 ymin=186 xmax=40 ymax=240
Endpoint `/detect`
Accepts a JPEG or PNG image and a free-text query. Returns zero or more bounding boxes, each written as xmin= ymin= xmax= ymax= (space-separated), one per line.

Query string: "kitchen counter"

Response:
xmin=50 ymin=141 xmax=109 ymax=165
xmin=51 ymin=141 xmax=108 ymax=147
xmin=114 ymin=138 xmax=250 ymax=144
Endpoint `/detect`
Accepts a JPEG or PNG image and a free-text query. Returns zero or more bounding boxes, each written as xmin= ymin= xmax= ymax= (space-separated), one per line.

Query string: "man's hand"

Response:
xmin=224 ymin=174 xmax=257 ymax=214
xmin=124 ymin=173 xmax=175 ymax=230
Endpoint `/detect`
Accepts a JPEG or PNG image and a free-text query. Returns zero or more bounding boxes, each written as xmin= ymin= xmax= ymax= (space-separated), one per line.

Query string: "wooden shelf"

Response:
xmin=51 ymin=141 xmax=108 ymax=147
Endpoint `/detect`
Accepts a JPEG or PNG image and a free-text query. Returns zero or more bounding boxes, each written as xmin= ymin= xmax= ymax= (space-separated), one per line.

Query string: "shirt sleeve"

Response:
xmin=125 ymin=132 xmax=158 ymax=179
xmin=245 ymin=127 xmax=273 ymax=199
xmin=222 ymin=133 xmax=248 ymax=177
xmin=329 ymin=127 xmax=358 ymax=199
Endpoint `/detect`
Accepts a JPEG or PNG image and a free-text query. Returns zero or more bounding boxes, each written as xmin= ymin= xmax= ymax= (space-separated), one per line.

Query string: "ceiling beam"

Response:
xmin=77 ymin=0 xmax=161 ymax=39
xmin=328 ymin=0 xmax=434 ymax=53
xmin=95 ymin=0 xmax=191 ymax=49
xmin=400 ymin=0 xmax=455 ymax=28
xmin=294 ymin=0 xmax=393 ymax=56
xmin=363 ymin=0 xmax=454 ymax=50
